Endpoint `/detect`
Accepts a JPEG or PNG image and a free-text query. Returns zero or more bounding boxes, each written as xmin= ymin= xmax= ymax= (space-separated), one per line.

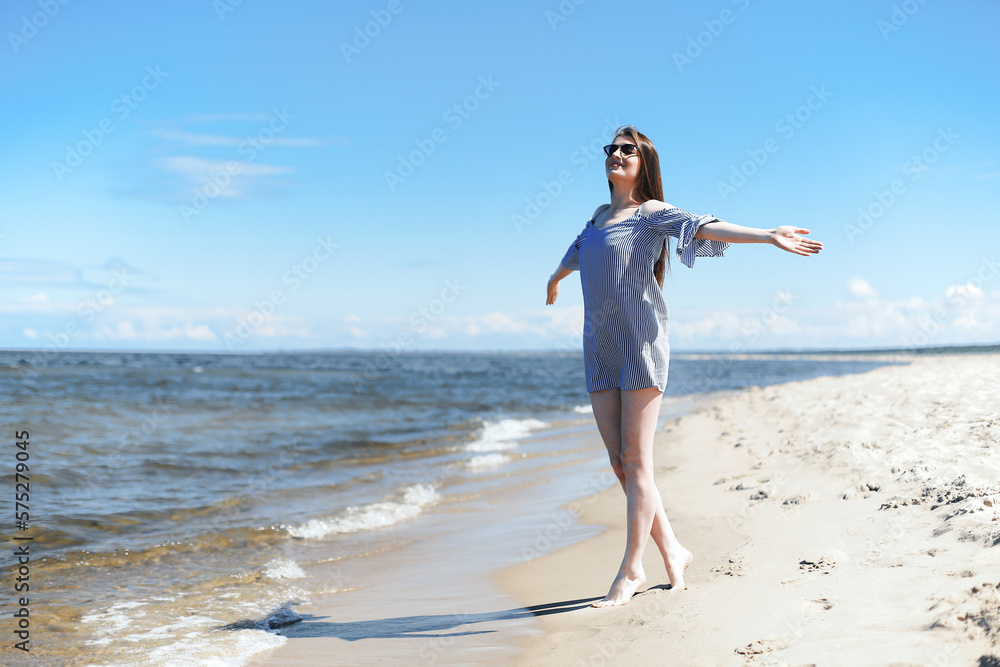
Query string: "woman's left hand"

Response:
xmin=770 ymin=226 xmax=823 ymax=256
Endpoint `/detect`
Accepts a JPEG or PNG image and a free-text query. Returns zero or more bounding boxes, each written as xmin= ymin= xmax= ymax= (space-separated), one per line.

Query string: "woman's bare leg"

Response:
xmin=589 ymin=387 xmax=693 ymax=606
xmin=590 ymin=388 xmax=692 ymax=588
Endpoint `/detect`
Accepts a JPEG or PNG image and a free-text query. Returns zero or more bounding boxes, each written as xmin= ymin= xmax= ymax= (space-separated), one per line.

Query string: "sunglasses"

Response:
xmin=603 ymin=143 xmax=638 ymax=158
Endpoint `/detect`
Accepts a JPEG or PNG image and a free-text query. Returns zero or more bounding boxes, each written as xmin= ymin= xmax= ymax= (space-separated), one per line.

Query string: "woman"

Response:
xmin=545 ymin=125 xmax=823 ymax=607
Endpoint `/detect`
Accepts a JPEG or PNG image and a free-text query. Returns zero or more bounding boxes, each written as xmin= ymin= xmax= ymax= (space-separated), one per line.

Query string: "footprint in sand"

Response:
xmin=780 ymin=557 xmax=836 ymax=586
xmin=734 ymin=638 xmax=789 ymax=656
xmin=930 ymin=581 xmax=1000 ymax=644
xmin=711 ymin=555 xmax=746 ymax=577
xmin=798 ymin=557 xmax=836 ymax=574
xmin=782 ymin=493 xmax=811 ymax=506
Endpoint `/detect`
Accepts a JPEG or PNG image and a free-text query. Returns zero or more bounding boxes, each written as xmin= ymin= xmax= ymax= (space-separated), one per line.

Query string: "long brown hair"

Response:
xmin=607 ymin=125 xmax=669 ymax=286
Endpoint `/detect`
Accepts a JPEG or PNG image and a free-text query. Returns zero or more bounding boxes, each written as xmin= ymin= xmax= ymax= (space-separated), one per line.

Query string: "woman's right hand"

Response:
xmin=546 ymin=274 xmax=559 ymax=305
xmin=546 ymin=265 xmax=572 ymax=305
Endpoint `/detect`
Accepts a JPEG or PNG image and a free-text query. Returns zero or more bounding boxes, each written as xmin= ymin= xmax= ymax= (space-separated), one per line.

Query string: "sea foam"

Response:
xmin=263 ymin=558 xmax=306 ymax=580
xmin=286 ymin=484 xmax=440 ymax=539
xmin=467 ymin=453 xmax=511 ymax=468
xmin=464 ymin=417 xmax=546 ymax=452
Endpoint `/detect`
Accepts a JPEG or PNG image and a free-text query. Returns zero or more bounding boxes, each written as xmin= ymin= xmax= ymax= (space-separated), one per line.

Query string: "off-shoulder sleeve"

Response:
xmin=642 ymin=206 xmax=730 ymax=268
xmin=560 ymin=222 xmax=590 ymax=271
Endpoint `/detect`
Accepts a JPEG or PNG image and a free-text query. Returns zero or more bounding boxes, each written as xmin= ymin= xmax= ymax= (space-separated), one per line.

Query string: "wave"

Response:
xmin=463 ymin=417 xmax=546 ymax=452
xmin=285 ymin=484 xmax=440 ymax=539
xmin=263 ymin=558 xmax=306 ymax=580
xmin=573 ymin=404 xmax=593 ymax=414
xmin=81 ymin=597 xmax=291 ymax=664
xmin=467 ymin=453 xmax=511 ymax=469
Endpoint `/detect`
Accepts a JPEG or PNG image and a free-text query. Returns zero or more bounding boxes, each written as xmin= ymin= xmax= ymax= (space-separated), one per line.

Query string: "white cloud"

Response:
xmin=146 ymin=155 xmax=296 ymax=201
xmin=0 ymin=259 xmax=78 ymax=287
xmin=179 ymin=324 xmax=217 ymax=340
xmin=3 ymin=296 xmax=338 ymax=349
xmin=414 ymin=282 xmax=1000 ymax=351
xmin=112 ymin=112 xmax=332 ymax=204
xmin=0 ymin=258 xmax=148 ymax=291
xmin=846 ymin=276 xmax=878 ymax=299
xmin=152 ymin=129 xmax=325 ymax=148
xmin=156 ymin=156 xmax=294 ymax=178
xmin=944 ymin=282 xmax=982 ymax=301
xmin=184 ymin=112 xmax=273 ymax=123
xmin=98 ymin=324 xmax=213 ymax=342
xmin=343 ymin=306 xmax=586 ymax=351
xmin=92 ymin=312 xmax=220 ymax=343
xmin=116 ymin=321 xmax=137 ymax=339
xmin=6 ymin=279 xmax=998 ymax=352
xmin=679 ymin=310 xmax=742 ymax=339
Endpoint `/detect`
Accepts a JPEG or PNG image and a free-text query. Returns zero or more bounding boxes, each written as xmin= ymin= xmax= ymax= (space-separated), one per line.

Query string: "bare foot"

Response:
xmin=665 ymin=547 xmax=693 ymax=590
xmin=592 ymin=567 xmax=646 ymax=608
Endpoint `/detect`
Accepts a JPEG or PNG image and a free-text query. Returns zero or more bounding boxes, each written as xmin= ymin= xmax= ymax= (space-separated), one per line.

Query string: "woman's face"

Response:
xmin=605 ymin=135 xmax=640 ymax=185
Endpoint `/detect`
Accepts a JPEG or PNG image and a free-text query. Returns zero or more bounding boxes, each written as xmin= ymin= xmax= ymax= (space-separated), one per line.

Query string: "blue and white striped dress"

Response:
xmin=560 ymin=203 xmax=730 ymax=393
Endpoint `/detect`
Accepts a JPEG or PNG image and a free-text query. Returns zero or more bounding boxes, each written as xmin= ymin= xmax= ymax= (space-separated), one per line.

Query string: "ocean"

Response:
xmin=0 ymin=348 xmax=910 ymax=665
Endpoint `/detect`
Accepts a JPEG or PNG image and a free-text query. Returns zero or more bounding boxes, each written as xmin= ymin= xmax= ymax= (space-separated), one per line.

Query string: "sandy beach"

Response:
xmin=246 ymin=351 xmax=999 ymax=665
xmin=499 ymin=352 xmax=1000 ymax=665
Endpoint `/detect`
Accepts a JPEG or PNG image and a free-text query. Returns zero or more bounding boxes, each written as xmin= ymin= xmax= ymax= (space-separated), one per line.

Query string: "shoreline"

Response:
xmin=240 ymin=352 xmax=999 ymax=665
xmin=241 ymin=394 xmax=704 ymax=666
xmin=496 ymin=352 xmax=1000 ymax=665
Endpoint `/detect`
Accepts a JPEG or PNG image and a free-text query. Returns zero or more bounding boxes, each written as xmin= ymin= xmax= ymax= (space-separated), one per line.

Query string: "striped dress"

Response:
xmin=560 ymin=203 xmax=730 ymax=393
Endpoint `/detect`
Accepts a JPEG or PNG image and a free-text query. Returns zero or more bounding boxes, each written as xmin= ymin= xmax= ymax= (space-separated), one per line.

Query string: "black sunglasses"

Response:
xmin=603 ymin=143 xmax=638 ymax=157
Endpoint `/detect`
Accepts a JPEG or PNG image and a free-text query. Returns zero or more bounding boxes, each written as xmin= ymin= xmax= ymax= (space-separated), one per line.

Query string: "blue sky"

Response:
xmin=2 ymin=0 xmax=998 ymax=353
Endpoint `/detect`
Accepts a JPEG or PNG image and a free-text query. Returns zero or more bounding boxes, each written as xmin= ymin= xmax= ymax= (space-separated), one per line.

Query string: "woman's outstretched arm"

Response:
xmin=696 ymin=221 xmax=823 ymax=257
xmin=546 ymin=264 xmax=573 ymax=305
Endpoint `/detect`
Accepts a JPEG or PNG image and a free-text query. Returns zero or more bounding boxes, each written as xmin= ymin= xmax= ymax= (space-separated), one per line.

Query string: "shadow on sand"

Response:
xmin=223 ymin=596 xmax=603 ymax=641
xmin=225 ymin=586 xmax=674 ymax=641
